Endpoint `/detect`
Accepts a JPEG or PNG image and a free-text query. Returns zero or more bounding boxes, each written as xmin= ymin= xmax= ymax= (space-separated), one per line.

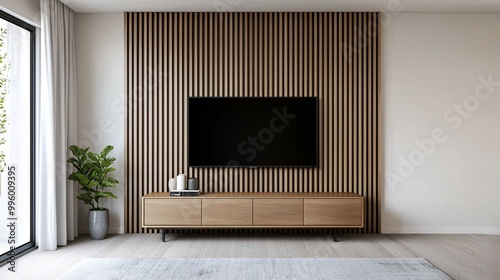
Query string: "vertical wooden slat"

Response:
xmin=182 ymin=13 xmax=187 ymax=176
xmin=317 ymin=12 xmax=322 ymax=194
xmin=147 ymin=12 xmax=154 ymax=204
xmin=157 ymin=14 xmax=162 ymax=195
xmin=125 ymin=12 xmax=381 ymax=234
xmin=167 ymin=13 xmax=173 ymax=194
xmin=362 ymin=12 xmax=368 ymax=233
xmin=297 ymin=13 xmax=303 ymax=193
xmin=135 ymin=12 xmax=143 ymax=233
xmin=328 ymin=12 xmax=334 ymax=193
xmin=356 ymin=13 xmax=362 ymax=205
xmin=352 ymin=13 xmax=358 ymax=197
xmin=124 ymin=13 xmax=130 ymax=233
xmin=367 ymin=12 xmax=374 ymax=233
xmin=376 ymin=12 xmax=382 ymax=233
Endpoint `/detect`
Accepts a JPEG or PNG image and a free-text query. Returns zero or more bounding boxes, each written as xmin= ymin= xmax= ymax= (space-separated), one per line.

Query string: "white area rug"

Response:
xmin=60 ymin=258 xmax=452 ymax=280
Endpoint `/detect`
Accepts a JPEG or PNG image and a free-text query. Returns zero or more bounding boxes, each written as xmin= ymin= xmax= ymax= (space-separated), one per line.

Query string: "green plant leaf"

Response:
xmin=68 ymin=173 xmax=90 ymax=186
xmin=104 ymin=177 xmax=119 ymax=186
xmin=67 ymin=157 xmax=79 ymax=167
xmin=76 ymin=193 xmax=94 ymax=205
xmin=87 ymin=152 xmax=99 ymax=162
xmin=88 ymin=180 xmax=99 ymax=188
xmin=101 ymin=145 xmax=114 ymax=157
xmin=102 ymin=191 xmax=118 ymax=199
xmin=89 ymin=162 xmax=103 ymax=173
xmin=103 ymin=167 xmax=116 ymax=174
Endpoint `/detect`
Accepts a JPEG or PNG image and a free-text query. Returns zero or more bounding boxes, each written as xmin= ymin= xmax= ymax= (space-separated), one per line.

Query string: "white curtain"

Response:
xmin=37 ymin=0 xmax=78 ymax=250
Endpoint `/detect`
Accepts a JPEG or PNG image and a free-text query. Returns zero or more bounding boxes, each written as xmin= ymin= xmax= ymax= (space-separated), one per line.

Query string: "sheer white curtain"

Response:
xmin=38 ymin=0 xmax=78 ymax=250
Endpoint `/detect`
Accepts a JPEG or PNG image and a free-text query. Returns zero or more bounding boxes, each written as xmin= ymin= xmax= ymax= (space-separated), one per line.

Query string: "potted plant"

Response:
xmin=67 ymin=145 xmax=118 ymax=240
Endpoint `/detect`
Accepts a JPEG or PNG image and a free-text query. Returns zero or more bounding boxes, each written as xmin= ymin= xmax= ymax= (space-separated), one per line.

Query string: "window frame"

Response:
xmin=0 ymin=9 xmax=37 ymax=265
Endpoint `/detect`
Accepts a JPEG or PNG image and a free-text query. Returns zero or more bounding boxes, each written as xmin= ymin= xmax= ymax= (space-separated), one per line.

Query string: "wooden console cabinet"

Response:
xmin=142 ymin=192 xmax=364 ymax=241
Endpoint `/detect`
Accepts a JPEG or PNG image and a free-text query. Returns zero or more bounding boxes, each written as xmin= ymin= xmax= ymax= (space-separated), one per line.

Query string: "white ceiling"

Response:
xmin=60 ymin=0 xmax=500 ymax=13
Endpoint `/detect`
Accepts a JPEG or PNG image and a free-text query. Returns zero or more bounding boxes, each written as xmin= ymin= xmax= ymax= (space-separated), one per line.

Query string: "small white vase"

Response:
xmin=168 ymin=178 xmax=177 ymax=191
xmin=176 ymin=174 xmax=187 ymax=190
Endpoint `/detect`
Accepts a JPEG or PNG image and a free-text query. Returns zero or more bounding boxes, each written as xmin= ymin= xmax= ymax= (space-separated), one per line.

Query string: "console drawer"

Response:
xmin=253 ymin=199 xmax=303 ymax=225
xmin=304 ymin=198 xmax=363 ymax=226
xmin=202 ymin=199 xmax=253 ymax=226
xmin=143 ymin=198 xmax=201 ymax=226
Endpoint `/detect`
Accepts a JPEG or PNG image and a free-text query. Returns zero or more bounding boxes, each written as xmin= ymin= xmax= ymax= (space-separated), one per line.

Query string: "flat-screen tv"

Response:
xmin=188 ymin=97 xmax=317 ymax=167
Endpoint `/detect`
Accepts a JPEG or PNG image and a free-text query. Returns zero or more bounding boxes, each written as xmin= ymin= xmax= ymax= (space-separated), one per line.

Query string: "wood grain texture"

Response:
xmin=202 ymin=199 xmax=253 ymax=226
xmin=304 ymin=198 xmax=363 ymax=226
xmin=125 ymin=12 xmax=381 ymax=233
xmin=143 ymin=198 xmax=201 ymax=226
xmin=253 ymin=199 xmax=303 ymax=226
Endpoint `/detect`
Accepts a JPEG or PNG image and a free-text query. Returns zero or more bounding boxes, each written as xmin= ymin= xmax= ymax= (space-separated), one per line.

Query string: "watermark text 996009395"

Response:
xmin=6 ymin=165 xmax=17 ymax=272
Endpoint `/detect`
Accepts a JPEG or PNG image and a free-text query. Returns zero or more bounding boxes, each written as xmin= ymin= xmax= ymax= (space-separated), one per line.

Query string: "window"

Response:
xmin=0 ymin=10 xmax=36 ymax=265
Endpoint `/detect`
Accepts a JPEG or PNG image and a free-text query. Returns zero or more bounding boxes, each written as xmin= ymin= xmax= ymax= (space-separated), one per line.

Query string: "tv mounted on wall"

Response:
xmin=188 ymin=97 xmax=318 ymax=167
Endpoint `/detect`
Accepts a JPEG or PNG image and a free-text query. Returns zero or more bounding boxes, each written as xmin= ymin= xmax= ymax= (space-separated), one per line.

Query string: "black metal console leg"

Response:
xmin=333 ymin=230 xmax=338 ymax=242
xmin=162 ymin=229 xmax=167 ymax=242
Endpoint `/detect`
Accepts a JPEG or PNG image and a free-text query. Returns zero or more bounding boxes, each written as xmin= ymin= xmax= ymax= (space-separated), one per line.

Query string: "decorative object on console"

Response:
xmin=176 ymin=174 xmax=187 ymax=190
xmin=188 ymin=178 xmax=198 ymax=190
xmin=168 ymin=178 xmax=177 ymax=191
xmin=170 ymin=189 xmax=200 ymax=197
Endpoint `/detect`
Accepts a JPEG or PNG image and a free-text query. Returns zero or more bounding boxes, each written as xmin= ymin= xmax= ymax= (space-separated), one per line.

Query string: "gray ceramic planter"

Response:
xmin=88 ymin=209 xmax=109 ymax=240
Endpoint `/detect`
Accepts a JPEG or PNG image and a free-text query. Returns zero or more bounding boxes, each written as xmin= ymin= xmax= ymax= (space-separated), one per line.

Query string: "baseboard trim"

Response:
xmin=382 ymin=227 xmax=500 ymax=234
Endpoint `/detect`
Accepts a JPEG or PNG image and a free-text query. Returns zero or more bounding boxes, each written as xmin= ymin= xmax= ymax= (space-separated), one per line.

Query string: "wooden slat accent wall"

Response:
xmin=125 ymin=12 xmax=381 ymax=234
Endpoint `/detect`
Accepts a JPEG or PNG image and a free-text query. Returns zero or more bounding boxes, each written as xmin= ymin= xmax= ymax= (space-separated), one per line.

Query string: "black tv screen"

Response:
xmin=188 ymin=97 xmax=318 ymax=167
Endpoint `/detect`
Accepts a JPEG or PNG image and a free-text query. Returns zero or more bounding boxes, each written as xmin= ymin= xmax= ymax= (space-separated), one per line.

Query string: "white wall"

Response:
xmin=75 ymin=13 xmax=125 ymax=234
xmin=383 ymin=13 xmax=500 ymax=233
xmin=73 ymin=12 xmax=500 ymax=235
xmin=0 ymin=0 xmax=40 ymax=26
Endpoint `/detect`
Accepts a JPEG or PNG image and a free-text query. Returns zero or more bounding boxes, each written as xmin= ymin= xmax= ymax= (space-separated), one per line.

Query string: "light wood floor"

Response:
xmin=1 ymin=233 xmax=499 ymax=280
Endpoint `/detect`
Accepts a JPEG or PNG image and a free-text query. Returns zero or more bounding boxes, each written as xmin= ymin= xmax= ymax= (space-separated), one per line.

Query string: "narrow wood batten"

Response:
xmin=125 ymin=12 xmax=381 ymax=234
